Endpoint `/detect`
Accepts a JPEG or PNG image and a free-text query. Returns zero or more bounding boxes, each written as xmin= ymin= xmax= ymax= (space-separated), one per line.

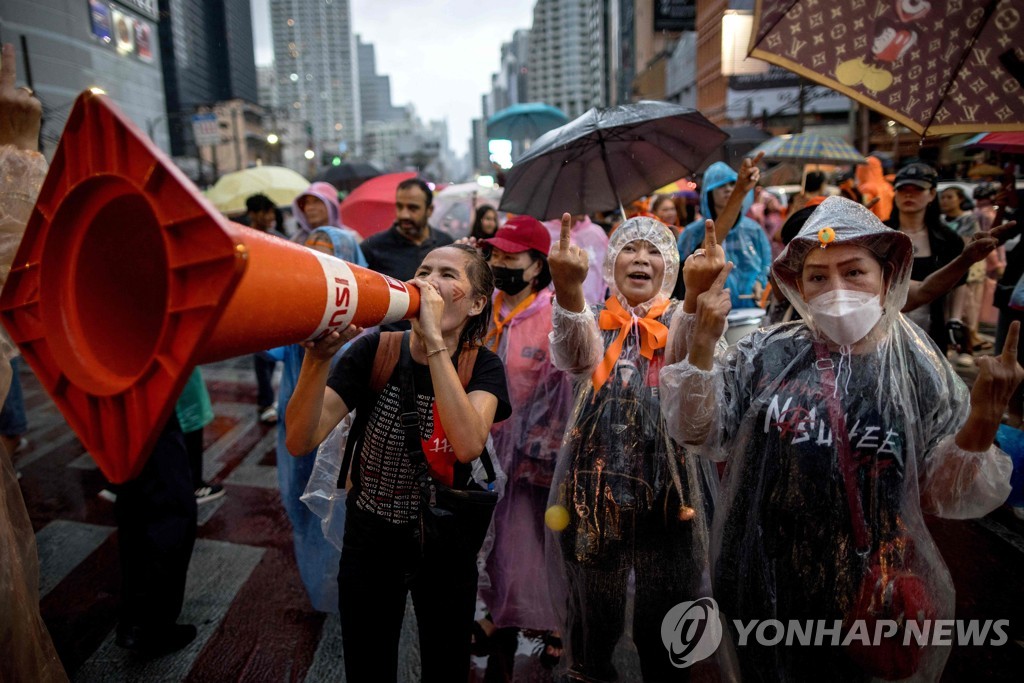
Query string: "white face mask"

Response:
xmin=807 ymin=289 xmax=883 ymax=346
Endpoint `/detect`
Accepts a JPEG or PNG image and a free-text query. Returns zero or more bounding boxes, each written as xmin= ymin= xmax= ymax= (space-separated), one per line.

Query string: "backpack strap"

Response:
xmin=370 ymin=331 xmax=403 ymax=394
xmin=343 ymin=334 xmax=497 ymax=488
xmin=337 ymin=331 xmax=403 ymax=490
xmin=456 ymin=344 xmax=479 ymax=387
xmin=454 ymin=344 xmax=496 ymax=483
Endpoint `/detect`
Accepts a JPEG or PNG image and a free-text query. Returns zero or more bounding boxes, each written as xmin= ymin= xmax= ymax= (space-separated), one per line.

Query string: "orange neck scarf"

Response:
xmin=591 ymin=296 xmax=670 ymax=392
xmin=484 ymin=291 xmax=538 ymax=352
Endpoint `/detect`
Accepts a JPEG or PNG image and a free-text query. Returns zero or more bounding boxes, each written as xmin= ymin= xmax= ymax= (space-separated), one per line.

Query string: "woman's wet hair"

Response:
xmin=780 ymin=206 xmax=819 ymax=246
xmin=529 ymin=249 xmax=553 ymax=291
xmin=435 ymin=243 xmax=495 ymax=347
xmin=888 ymin=190 xmax=943 ymax=230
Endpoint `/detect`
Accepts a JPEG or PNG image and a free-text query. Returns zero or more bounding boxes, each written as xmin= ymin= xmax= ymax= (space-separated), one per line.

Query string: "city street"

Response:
xmin=11 ymin=351 xmax=1024 ymax=682
xmin=3 ymin=0 xmax=1023 ymax=681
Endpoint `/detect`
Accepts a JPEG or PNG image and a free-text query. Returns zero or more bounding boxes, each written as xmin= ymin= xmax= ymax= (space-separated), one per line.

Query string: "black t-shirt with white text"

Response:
xmin=327 ymin=332 xmax=511 ymax=524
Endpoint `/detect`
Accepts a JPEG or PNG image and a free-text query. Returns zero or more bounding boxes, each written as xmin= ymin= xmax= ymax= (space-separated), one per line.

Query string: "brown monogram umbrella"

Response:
xmin=749 ymin=0 xmax=1024 ymax=135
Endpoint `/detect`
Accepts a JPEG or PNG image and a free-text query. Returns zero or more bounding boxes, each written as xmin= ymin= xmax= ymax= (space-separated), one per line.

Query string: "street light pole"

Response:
xmin=232 ymin=106 xmax=242 ymax=171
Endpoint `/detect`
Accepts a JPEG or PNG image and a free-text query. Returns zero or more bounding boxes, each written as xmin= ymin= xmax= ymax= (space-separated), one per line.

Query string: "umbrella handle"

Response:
xmin=597 ymin=131 xmax=626 ymax=219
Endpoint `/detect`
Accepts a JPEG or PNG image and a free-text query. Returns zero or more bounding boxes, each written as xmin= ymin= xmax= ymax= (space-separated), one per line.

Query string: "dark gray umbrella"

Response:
xmin=499 ymin=101 xmax=728 ymax=219
xmin=314 ymin=162 xmax=383 ymax=192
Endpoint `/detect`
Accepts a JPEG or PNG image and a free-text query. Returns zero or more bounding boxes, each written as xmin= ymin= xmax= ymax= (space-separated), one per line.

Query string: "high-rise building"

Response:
xmin=483 ymin=29 xmax=533 ymax=163
xmin=269 ymin=0 xmax=361 ymax=159
xmin=497 ymin=30 xmax=530 ymax=108
xmin=257 ymin=65 xmax=278 ymax=110
xmin=362 ymin=108 xmax=449 ymax=176
xmin=470 ymin=116 xmax=489 ymax=175
xmin=356 ymin=35 xmax=404 ymax=125
xmin=665 ymin=32 xmax=698 ymax=108
xmin=631 ymin=0 xmax=689 ymax=100
xmin=527 ymin=0 xmax=608 ymax=119
xmin=3 ymin=0 xmax=167 ymax=154
xmin=158 ymin=0 xmax=259 ymax=156
xmin=199 ymin=99 xmax=275 ymax=177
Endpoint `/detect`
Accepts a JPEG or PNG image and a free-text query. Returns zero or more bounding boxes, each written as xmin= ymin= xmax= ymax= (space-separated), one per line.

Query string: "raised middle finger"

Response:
xmin=1002 ymin=320 xmax=1020 ymax=365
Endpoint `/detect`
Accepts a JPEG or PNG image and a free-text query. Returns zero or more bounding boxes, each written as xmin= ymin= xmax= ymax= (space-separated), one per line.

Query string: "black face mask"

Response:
xmin=491 ymin=265 xmax=531 ymax=295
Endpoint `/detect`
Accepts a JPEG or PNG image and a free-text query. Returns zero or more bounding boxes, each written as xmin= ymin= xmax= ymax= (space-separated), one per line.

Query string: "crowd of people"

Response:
xmin=2 ymin=40 xmax=1024 ymax=683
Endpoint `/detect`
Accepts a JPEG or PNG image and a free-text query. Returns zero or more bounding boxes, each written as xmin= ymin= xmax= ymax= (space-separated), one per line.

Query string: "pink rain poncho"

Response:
xmin=661 ymin=197 xmax=1013 ymax=682
xmin=546 ymin=217 xmax=718 ymax=682
xmin=479 ymin=288 xmax=574 ymax=631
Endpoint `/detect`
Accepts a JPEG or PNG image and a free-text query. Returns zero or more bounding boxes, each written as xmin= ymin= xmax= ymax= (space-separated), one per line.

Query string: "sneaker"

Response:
xmin=956 ymin=352 xmax=975 ymax=368
xmin=259 ymin=405 xmax=278 ymax=424
xmin=195 ymin=482 xmax=225 ymax=505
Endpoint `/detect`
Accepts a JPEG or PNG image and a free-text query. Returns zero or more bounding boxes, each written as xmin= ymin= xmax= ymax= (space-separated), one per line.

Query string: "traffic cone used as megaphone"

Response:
xmin=0 ymin=91 xmax=420 ymax=483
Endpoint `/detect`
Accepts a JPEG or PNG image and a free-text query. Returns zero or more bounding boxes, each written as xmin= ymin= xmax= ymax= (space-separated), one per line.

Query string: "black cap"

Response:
xmin=833 ymin=169 xmax=855 ymax=184
xmin=894 ymin=163 xmax=938 ymax=190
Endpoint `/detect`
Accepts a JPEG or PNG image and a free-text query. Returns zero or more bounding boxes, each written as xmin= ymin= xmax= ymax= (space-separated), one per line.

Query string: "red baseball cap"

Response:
xmin=480 ymin=215 xmax=552 ymax=255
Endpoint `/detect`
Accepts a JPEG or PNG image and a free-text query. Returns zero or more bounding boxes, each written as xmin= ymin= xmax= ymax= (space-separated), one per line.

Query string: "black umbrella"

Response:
xmin=499 ymin=101 xmax=728 ymax=219
xmin=314 ymin=162 xmax=383 ymax=192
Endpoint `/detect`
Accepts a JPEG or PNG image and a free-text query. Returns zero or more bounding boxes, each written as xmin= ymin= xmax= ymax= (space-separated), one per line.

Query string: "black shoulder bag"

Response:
xmin=397 ymin=332 xmax=499 ymax=556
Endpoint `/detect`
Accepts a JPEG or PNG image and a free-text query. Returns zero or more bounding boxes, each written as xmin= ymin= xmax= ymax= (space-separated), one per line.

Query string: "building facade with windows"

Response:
xmin=2 ymin=0 xmax=168 ymax=155
xmin=269 ymin=0 xmax=361 ymax=160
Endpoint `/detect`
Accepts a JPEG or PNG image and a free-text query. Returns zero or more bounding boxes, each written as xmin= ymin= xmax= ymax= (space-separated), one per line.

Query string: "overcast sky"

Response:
xmin=251 ymin=0 xmax=536 ymax=157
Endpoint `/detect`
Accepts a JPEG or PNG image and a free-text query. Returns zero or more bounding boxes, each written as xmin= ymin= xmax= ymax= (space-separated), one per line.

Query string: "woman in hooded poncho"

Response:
xmin=546 ymin=213 xmax=718 ymax=682
xmin=269 ymin=226 xmax=365 ymax=613
xmin=677 ymin=161 xmax=772 ymax=310
xmin=661 ymin=197 xmax=1019 ymax=682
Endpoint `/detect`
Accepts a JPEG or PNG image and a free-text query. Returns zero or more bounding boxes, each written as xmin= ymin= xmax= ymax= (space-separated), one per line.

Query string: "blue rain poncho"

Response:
xmin=678 ymin=161 xmax=772 ymax=309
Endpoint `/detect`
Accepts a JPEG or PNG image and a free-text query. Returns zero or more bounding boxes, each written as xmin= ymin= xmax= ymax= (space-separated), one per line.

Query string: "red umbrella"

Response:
xmin=970 ymin=132 xmax=1024 ymax=154
xmin=339 ymin=171 xmax=416 ymax=238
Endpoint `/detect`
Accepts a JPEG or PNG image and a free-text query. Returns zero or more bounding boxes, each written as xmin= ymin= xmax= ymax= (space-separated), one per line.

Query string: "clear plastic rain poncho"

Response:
xmin=547 ymin=217 xmax=718 ymax=681
xmin=660 ymin=197 xmax=1013 ymax=682
xmin=0 ymin=145 xmax=67 ymax=682
xmin=478 ymin=287 xmax=575 ymax=632
xmin=678 ymin=161 xmax=772 ymax=309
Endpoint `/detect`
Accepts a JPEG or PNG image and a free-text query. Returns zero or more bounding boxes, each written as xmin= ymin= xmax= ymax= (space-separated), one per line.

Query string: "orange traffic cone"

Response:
xmin=0 ymin=91 xmax=419 ymax=483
